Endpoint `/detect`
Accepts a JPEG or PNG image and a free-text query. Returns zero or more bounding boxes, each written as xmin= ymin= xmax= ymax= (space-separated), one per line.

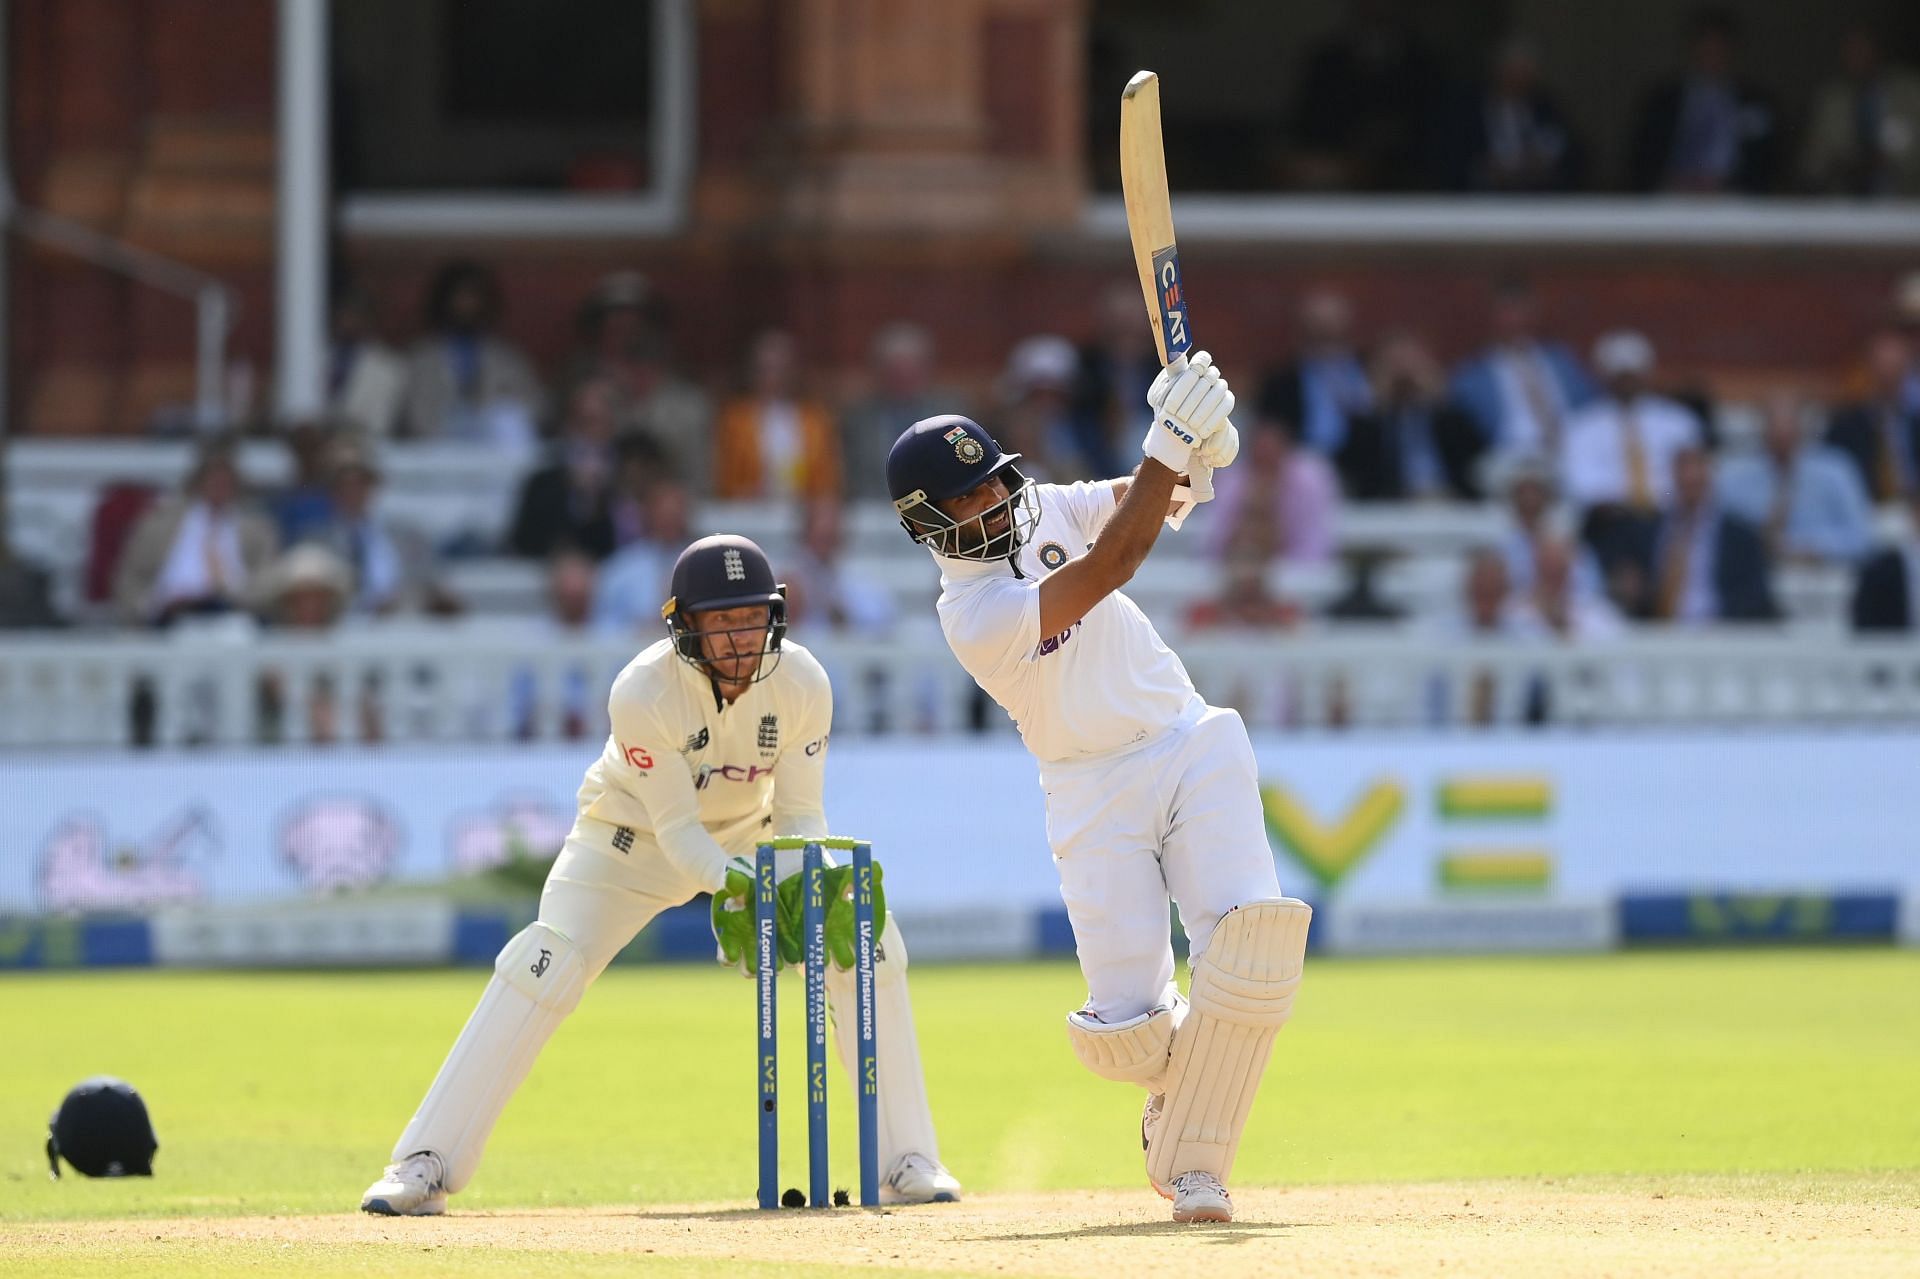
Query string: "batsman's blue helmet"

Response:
xmin=47 ymin=1076 xmax=157 ymax=1179
xmin=886 ymin=415 xmax=1037 ymax=561
xmin=661 ymin=534 xmax=787 ymax=683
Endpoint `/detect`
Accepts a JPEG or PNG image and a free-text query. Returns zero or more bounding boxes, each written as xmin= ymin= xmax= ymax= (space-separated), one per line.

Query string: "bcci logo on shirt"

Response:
xmin=943 ymin=425 xmax=985 ymax=464
xmin=1036 ymin=541 xmax=1069 ymax=571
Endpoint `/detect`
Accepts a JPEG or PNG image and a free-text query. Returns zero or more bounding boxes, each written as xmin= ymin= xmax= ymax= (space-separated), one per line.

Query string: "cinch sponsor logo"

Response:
xmin=804 ymin=735 xmax=829 ymax=756
xmin=695 ymin=763 xmax=775 ymax=790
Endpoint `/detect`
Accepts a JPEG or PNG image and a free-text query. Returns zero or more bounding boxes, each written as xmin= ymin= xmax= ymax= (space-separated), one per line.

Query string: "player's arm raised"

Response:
xmin=1039 ymin=352 xmax=1234 ymax=637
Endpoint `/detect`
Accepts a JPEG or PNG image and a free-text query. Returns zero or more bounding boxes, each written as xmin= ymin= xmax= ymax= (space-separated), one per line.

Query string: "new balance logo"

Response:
xmin=612 ymin=826 xmax=635 ymax=854
xmin=723 ymin=549 xmax=746 ymax=581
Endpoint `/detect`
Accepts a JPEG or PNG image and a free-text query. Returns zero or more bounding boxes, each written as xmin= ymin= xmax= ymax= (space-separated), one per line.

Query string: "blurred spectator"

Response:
xmin=1850 ymin=491 xmax=1920 ymax=631
xmin=1562 ymin=331 xmax=1703 ymax=516
xmin=1802 ymin=25 xmax=1920 ymax=197
xmin=114 ymin=437 xmax=278 ymax=626
xmin=1290 ymin=0 xmax=1443 ymax=192
xmin=509 ymin=377 xmax=628 ymax=560
xmin=1436 ymin=37 xmax=1585 ymax=193
xmin=511 ymin=550 xmax=600 ymax=740
xmin=327 ymin=284 xmax=408 ymax=437
xmin=0 ymin=501 xmax=61 ymax=628
xmin=1071 ymin=285 xmax=1160 ymax=478
xmin=1611 ymin=445 xmax=1779 ymax=624
xmin=1826 ymin=329 xmax=1920 ymax=504
xmin=784 ymin=498 xmax=894 ymax=637
xmin=1513 ymin=537 xmax=1625 ymax=642
xmin=842 ymin=323 xmax=965 ymax=499
xmin=1716 ymin=392 xmax=1874 ymax=565
xmin=1259 ymin=289 xmax=1372 ymax=454
xmin=1895 ymin=273 xmax=1920 ymax=413
xmin=1185 ymin=528 xmax=1300 ymax=631
xmin=255 ymin=543 xmax=373 ymax=748
xmin=305 ymin=440 xmax=457 ymax=616
xmin=1202 ymin=419 xmax=1339 ymax=565
xmin=593 ymin=478 xmax=693 ymax=637
xmin=1438 ymin=548 xmax=1546 ymax=727
xmin=1457 ymin=548 xmax=1529 ymax=638
xmin=269 ymin=421 xmax=339 ymax=546
xmin=1451 ymin=278 xmax=1596 ymax=457
xmin=1630 ymin=7 xmax=1781 ymax=195
xmin=713 ymin=330 xmax=840 ymax=501
xmin=1337 ymin=331 xmax=1484 ymax=500
xmin=605 ymin=432 xmax=672 ymax=554
xmin=403 ymin=260 xmax=543 ymax=446
xmin=571 ymin=274 xmax=711 ymax=492
xmin=1325 ymin=548 xmax=1405 ymax=621
xmin=564 ymin=269 xmax=668 ymax=392
xmin=1489 ymin=451 xmax=1605 ymax=603
xmin=995 ymin=335 xmax=1085 ymax=482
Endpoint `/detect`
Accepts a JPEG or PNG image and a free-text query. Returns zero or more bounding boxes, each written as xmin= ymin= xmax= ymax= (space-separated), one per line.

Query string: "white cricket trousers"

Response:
xmin=1039 ymin=700 xmax=1284 ymax=1023
xmin=390 ymin=826 xmax=941 ymax=1193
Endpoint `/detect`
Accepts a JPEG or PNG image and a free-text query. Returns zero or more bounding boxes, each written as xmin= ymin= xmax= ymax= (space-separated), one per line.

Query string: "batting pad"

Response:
xmin=826 ymin=914 xmax=940 ymax=1165
xmin=1065 ymin=994 xmax=1187 ymax=1091
xmin=1145 ymin=898 xmax=1311 ymax=1187
xmin=393 ymin=922 xmax=587 ymax=1192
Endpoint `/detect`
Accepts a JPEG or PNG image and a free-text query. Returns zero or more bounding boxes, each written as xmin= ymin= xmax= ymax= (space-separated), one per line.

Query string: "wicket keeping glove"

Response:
xmin=710 ymin=856 xmax=760 ymax=977
xmin=822 ymin=861 xmax=888 ymax=971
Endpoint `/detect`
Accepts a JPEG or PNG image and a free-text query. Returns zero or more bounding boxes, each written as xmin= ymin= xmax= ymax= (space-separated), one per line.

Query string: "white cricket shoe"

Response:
xmin=360 ymin=1151 xmax=447 ymax=1216
xmin=881 ymin=1152 xmax=962 ymax=1204
xmin=1142 ymin=1093 xmax=1175 ymax=1200
xmin=1170 ymin=1170 xmax=1233 ymax=1223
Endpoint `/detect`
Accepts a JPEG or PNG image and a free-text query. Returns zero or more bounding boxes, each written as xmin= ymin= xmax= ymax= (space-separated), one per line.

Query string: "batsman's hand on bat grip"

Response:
xmin=1143 ymin=350 xmax=1234 ymax=472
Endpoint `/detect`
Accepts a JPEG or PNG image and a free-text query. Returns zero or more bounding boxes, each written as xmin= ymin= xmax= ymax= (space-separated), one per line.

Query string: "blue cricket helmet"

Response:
xmin=886 ymin=415 xmax=1037 ymax=561
xmin=47 ymin=1076 xmax=157 ymax=1178
xmin=661 ymin=534 xmax=787 ymax=683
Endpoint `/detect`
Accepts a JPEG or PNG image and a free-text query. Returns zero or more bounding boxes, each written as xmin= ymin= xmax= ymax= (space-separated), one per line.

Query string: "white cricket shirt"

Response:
xmin=576 ymin=637 xmax=832 ymax=889
xmin=936 ymin=481 xmax=1199 ymax=764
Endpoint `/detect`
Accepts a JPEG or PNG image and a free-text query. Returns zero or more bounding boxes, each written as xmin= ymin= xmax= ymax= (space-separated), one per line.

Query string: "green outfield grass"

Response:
xmin=2 ymin=950 xmax=1917 ymax=1223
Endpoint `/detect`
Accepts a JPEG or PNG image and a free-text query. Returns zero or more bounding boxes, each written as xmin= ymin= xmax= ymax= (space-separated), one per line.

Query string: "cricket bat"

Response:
xmin=1119 ymin=69 xmax=1191 ymax=369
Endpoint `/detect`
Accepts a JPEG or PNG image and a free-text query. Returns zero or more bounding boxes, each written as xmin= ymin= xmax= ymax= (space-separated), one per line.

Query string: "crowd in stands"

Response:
xmin=1272 ymin=6 xmax=1920 ymax=197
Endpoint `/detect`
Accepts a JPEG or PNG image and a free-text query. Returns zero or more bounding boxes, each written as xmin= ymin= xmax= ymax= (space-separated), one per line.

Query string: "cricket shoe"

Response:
xmin=1142 ymin=1093 xmax=1171 ymax=1200
xmin=1170 ymin=1170 xmax=1233 ymax=1223
xmin=881 ymin=1152 xmax=962 ymax=1204
xmin=360 ymin=1151 xmax=447 ymax=1216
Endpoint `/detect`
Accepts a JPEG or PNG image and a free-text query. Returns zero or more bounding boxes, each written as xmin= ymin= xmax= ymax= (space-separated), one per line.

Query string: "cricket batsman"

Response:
xmin=885 ymin=353 xmax=1309 ymax=1222
xmin=361 ymin=534 xmax=960 ymax=1214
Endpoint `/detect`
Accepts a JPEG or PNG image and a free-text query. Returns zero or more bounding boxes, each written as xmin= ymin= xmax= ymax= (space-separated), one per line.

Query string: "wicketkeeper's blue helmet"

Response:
xmin=661 ymin=534 xmax=787 ymax=683
xmin=886 ymin=415 xmax=1036 ymax=561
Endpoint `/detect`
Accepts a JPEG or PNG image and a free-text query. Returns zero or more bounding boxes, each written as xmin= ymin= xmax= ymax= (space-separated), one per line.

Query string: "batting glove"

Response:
xmin=1166 ymin=459 xmax=1213 ymax=531
xmin=1143 ymin=350 xmax=1235 ymax=473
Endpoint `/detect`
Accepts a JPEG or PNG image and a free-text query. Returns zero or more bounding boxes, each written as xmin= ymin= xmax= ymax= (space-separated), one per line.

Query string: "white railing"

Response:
xmin=3 ymin=623 xmax=1918 ymax=752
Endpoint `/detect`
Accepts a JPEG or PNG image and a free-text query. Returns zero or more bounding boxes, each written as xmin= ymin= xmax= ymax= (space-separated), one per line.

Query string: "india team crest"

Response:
xmin=1037 ymin=541 xmax=1069 ymax=571
xmin=943 ymin=425 xmax=985 ymax=464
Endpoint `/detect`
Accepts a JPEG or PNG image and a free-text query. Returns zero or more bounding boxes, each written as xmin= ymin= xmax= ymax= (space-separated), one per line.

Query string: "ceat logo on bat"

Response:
xmin=622 ymin=743 xmax=655 ymax=770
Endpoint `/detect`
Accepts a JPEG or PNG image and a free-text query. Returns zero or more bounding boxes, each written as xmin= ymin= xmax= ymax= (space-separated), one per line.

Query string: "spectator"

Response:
xmin=255 ymin=543 xmax=370 ymax=747
xmin=113 ymin=437 xmax=278 ymax=626
xmin=327 ymin=284 xmax=408 ymax=438
xmin=841 ymin=323 xmax=964 ymax=499
xmin=604 ymin=432 xmax=672 ymax=554
xmin=1562 ymin=330 xmax=1703 ymax=516
xmin=1438 ymin=548 xmax=1547 ymax=727
xmin=1716 ymin=392 xmax=1875 ymax=565
xmin=403 ymin=260 xmax=543 ymax=446
xmin=1337 ymin=331 xmax=1484 ymax=500
xmin=1629 ymin=7 xmax=1781 ymax=195
xmin=593 ymin=477 xmax=692 ymax=637
xmin=1185 ymin=529 xmax=1300 ymax=631
xmin=1202 ymin=418 xmax=1340 ymax=565
xmin=1451 ymin=277 xmax=1596 ymax=457
xmin=1071 ymin=285 xmax=1160 ymax=479
xmin=712 ymin=330 xmax=840 ymax=501
xmin=1850 ymin=490 xmax=1920 ymax=631
xmin=1290 ymin=0 xmax=1444 ymax=192
xmin=1436 ymin=37 xmax=1585 ymax=193
xmin=1513 ymin=537 xmax=1625 ymax=643
xmin=512 ymin=550 xmax=600 ymax=740
xmin=1259 ymin=288 xmax=1372 ymax=455
xmin=565 ymin=274 xmax=713 ymax=493
xmin=1802 ymin=24 xmax=1920 ymax=197
xmin=269 ymin=421 xmax=339 ymax=546
xmin=784 ymin=497 xmax=894 ymax=637
xmin=1826 ymin=329 xmax=1920 ymax=504
xmin=1613 ymin=445 xmax=1779 ymax=624
xmin=305 ymin=440 xmax=456 ymax=616
xmin=509 ymin=377 xmax=628 ymax=560
xmin=1895 ymin=273 xmax=1920 ymax=413
xmin=996 ymin=335 xmax=1085 ymax=482
xmin=0 ymin=497 xmax=61 ymax=628
xmin=1489 ymin=450 xmax=1606 ymax=603
xmin=564 ymin=269 xmax=668 ymax=393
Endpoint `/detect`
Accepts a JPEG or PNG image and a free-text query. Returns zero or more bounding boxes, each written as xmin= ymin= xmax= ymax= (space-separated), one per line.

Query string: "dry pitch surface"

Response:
xmin=10 ymin=1179 xmax=1918 ymax=1279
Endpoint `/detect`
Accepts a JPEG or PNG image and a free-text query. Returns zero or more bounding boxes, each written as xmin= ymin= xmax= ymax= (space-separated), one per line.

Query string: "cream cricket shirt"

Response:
xmin=575 ymin=637 xmax=832 ymax=890
xmin=936 ymin=481 xmax=1199 ymax=764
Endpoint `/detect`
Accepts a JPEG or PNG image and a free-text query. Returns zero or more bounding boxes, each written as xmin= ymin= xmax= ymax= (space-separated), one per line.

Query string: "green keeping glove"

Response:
xmin=710 ymin=857 xmax=759 ymax=977
xmin=824 ymin=858 xmax=887 ymax=972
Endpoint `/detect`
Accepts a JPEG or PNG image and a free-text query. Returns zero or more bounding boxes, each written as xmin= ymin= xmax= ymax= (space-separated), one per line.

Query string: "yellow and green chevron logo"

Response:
xmin=1260 ymin=780 xmax=1405 ymax=890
